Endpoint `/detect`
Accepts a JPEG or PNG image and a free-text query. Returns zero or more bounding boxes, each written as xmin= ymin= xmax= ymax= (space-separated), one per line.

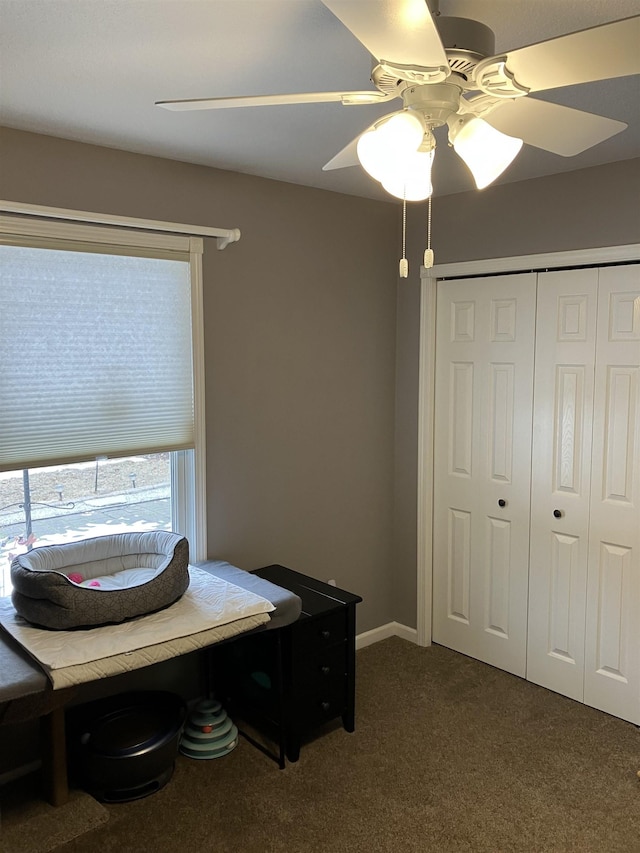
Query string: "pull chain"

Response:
xmin=399 ymin=193 xmax=409 ymax=278
xmin=424 ymin=194 xmax=434 ymax=268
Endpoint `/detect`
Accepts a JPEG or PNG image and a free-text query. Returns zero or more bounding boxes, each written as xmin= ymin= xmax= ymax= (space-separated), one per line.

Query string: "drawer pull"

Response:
xmin=320 ymin=629 xmax=331 ymax=640
xmin=320 ymin=701 xmax=331 ymax=712
xmin=320 ymin=666 xmax=331 ymax=676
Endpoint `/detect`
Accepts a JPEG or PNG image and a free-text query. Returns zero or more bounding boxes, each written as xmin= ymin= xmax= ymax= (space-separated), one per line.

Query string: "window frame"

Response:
xmin=0 ymin=214 xmax=207 ymax=562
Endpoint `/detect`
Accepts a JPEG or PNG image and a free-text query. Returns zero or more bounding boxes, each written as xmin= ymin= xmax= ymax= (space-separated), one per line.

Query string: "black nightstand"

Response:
xmin=210 ymin=565 xmax=362 ymax=766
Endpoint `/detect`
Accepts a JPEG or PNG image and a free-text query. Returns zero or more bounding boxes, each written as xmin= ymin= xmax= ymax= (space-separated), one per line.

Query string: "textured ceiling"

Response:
xmin=0 ymin=0 xmax=638 ymax=201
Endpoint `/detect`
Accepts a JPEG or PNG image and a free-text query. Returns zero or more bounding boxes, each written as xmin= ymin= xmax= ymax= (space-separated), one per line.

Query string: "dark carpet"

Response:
xmin=4 ymin=638 xmax=640 ymax=852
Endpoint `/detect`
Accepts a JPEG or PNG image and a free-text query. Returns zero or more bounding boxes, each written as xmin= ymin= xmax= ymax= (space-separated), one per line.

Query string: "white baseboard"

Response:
xmin=356 ymin=621 xmax=419 ymax=651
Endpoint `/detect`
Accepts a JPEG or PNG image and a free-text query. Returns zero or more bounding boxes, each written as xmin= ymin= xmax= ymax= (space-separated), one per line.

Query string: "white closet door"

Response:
xmin=527 ymin=269 xmax=598 ymax=700
xmin=584 ymin=265 xmax=640 ymax=724
xmin=433 ymin=274 xmax=536 ymax=676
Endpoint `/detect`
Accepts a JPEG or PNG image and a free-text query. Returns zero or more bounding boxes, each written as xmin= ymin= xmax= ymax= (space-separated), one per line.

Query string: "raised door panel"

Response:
xmin=433 ymin=274 xmax=536 ymax=677
xmin=527 ymin=269 xmax=598 ymax=701
xmin=484 ymin=515 xmax=511 ymax=638
xmin=584 ymin=265 xmax=640 ymax=724
xmin=447 ymin=508 xmax=471 ymax=624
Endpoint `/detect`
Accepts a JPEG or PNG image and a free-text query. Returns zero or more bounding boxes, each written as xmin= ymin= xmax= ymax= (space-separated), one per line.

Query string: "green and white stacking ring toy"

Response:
xmin=179 ymin=698 xmax=239 ymax=759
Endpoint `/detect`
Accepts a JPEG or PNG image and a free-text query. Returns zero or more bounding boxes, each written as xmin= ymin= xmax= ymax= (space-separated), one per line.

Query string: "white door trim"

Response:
xmin=417 ymin=270 xmax=437 ymax=646
xmin=417 ymin=243 xmax=640 ymax=647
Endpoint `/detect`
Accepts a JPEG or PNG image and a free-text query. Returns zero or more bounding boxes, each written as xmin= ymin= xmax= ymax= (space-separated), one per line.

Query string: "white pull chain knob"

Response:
xmin=399 ymin=258 xmax=409 ymax=278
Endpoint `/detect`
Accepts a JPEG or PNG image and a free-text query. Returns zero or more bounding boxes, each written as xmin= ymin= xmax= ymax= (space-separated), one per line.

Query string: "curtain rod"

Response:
xmin=0 ymin=200 xmax=241 ymax=250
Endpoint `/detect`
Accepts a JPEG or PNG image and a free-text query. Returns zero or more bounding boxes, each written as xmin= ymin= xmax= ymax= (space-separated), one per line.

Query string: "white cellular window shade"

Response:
xmin=1 ymin=235 xmax=199 ymax=473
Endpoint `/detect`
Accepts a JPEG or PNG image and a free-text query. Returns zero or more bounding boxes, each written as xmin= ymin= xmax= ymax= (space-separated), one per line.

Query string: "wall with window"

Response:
xmin=0 ymin=126 xmax=400 ymax=634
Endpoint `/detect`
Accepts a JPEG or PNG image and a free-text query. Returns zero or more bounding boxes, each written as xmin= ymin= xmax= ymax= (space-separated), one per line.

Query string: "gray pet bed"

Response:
xmin=10 ymin=531 xmax=189 ymax=630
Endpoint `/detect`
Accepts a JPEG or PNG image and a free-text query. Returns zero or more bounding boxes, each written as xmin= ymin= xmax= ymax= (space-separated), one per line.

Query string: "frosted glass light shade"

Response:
xmin=382 ymin=148 xmax=434 ymax=201
xmin=357 ymin=111 xmax=424 ymax=182
xmin=450 ymin=116 xmax=523 ymax=189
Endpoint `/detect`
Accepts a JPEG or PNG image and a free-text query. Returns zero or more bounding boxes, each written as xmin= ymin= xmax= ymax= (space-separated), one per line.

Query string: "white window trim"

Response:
xmin=186 ymin=243 xmax=207 ymax=562
xmin=0 ymin=200 xmax=241 ymax=250
xmin=0 ymin=212 xmax=209 ymax=562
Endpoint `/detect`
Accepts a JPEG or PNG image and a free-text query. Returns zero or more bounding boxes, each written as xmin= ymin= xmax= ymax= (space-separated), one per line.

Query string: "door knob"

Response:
xmin=498 ymin=499 xmax=506 ymax=507
xmin=553 ymin=509 xmax=563 ymax=518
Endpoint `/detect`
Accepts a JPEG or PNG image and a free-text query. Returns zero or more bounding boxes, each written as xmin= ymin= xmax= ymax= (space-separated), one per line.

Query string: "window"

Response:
xmin=0 ymin=216 xmax=207 ymax=595
xmin=0 ymin=453 xmax=173 ymax=596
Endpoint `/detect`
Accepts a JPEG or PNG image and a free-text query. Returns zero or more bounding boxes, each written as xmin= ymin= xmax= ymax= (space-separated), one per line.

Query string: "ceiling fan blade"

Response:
xmin=321 ymin=0 xmax=448 ymax=69
xmin=323 ymin=135 xmax=361 ymax=171
xmin=481 ymin=16 xmax=640 ymax=94
xmin=156 ymin=91 xmax=393 ymax=111
xmin=485 ymin=98 xmax=628 ymax=156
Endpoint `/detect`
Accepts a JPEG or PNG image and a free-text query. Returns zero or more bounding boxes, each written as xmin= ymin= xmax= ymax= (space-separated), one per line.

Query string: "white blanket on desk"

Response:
xmin=0 ymin=566 xmax=273 ymax=689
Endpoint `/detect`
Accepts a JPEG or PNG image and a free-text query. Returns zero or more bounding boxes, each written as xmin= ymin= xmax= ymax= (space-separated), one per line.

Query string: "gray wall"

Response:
xmin=1 ymin=127 xmax=638 ymax=640
xmin=392 ymin=157 xmax=640 ymax=629
xmin=0 ymin=126 xmax=399 ymax=635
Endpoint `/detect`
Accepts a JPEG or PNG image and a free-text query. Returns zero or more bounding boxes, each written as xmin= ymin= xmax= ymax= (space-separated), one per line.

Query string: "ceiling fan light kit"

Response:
xmin=156 ymin=1 xmax=640 ymax=274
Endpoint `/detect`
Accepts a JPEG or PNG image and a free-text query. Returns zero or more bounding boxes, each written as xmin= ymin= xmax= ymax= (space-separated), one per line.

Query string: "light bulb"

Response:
xmin=449 ymin=115 xmax=522 ymax=189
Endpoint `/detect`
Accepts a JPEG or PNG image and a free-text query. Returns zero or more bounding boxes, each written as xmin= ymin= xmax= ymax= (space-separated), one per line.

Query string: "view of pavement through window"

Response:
xmin=0 ymin=453 xmax=171 ymax=597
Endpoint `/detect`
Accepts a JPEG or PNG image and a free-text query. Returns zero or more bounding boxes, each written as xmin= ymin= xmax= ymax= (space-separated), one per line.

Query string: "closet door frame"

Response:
xmin=417 ymin=243 xmax=640 ymax=647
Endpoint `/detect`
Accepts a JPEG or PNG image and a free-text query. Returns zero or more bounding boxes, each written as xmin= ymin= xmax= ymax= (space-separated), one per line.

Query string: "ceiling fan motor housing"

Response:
xmin=403 ymin=81 xmax=461 ymax=127
xmin=436 ymin=16 xmax=496 ymax=76
xmin=371 ymin=16 xmax=496 ymax=100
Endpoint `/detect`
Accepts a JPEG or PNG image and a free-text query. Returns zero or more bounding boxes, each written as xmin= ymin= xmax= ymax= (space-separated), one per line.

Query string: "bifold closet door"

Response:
xmin=527 ymin=268 xmax=598 ymax=702
xmin=583 ymin=265 xmax=640 ymax=724
xmin=432 ymin=274 xmax=536 ymax=677
xmin=527 ymin=264 xmax=639 ymax=724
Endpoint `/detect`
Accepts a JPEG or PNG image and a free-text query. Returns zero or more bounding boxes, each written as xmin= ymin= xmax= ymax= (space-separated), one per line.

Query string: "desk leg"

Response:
xmin=40 ymin=705 xmax=68 ymax=806
xmin=285 ymin=735 xmax=300 ymax=763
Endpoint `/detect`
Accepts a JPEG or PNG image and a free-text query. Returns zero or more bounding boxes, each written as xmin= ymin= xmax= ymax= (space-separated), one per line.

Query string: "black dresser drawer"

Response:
xmin=295 ymin=679 xmax=347 ymax=729
xmin=295 ymin=610 xmax=347 ymax=648
xmin=293 ymin=641 xmax=347 ymax=688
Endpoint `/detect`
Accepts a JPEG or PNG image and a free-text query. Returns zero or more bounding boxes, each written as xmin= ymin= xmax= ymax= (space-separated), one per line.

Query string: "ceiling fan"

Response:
xmin=156 ymin=0 xmax=640 ymax=204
